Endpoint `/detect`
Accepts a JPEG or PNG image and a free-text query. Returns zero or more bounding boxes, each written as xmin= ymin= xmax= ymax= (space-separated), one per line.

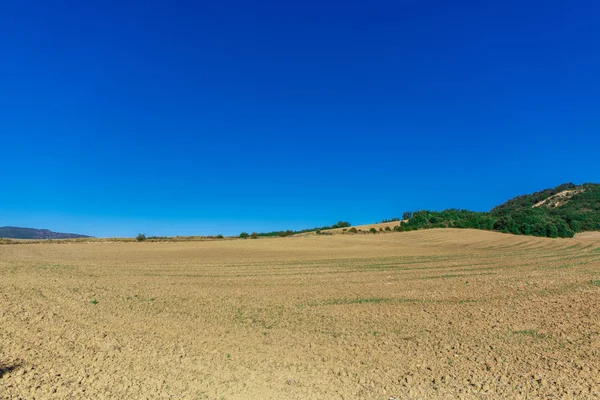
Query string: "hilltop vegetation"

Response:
xmin=251 ymin=221 xmax=351 ymax=238
xmin=0 ymin=226 xmax=91 ymax=239
xmin=398 ymin=183 xmax=600 ymax=238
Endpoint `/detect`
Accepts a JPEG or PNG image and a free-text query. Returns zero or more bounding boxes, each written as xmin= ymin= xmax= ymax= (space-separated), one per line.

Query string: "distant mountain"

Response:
xmin=0 ymin=226 xmax=92 ymax=239
xmin=398 ymin=183 xmax=600 ymax=238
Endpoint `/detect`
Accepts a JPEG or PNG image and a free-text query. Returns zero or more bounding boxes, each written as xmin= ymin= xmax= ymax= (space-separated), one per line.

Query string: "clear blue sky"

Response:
xmin=1 ymin=1 xmax=599 ymax=237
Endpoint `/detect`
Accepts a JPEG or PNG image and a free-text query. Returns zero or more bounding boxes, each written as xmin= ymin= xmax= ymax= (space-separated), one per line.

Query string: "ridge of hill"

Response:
xmin=0 ymin=226 xmax=92 ymax=239
xmin=398 ymin=183 xmax=600 ymax=238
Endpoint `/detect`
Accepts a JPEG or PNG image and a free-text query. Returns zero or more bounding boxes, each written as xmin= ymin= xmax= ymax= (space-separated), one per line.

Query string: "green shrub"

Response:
xmin=349 ymin=227 xmax=358 ymax=233
xmin=217 ymin=234 xmax=224 ymax=239
xmin=250 ymin=232 xmax=259 ymax=239
xmin=369 ymin=228 xmax=377 ymax=234
xmin=240 ymin=232 xmax=249 ymax=239
xmin=136 ymin=233 xmax=146 ymax=242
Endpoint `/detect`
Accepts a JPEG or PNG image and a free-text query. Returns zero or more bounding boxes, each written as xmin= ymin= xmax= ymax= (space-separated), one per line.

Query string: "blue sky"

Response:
xmin=1 ymin=0 xmax=599 ymax=237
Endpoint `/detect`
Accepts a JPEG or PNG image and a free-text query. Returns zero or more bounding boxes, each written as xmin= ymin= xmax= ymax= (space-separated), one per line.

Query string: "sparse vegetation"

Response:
xmin=512 ymin=329 xmax=548 ymax=339
xmin=136 ymin=233 xmax=147 ymax=242
xmin=240 ymin=232 xmax=249 ymax=239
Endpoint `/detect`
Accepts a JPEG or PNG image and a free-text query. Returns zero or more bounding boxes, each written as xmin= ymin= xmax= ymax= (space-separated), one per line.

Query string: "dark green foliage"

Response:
xmin=217 ymin=234 xmax=224 ymax=239
xmin=491 ymin=183 xmax=578 ymax=215
xmin=0 ymin=226 xmax=92 ymax=239
xmin=402 ymin=212 xmax=413 ymax=220
xmin=369 ymin=228 xmax=377 ymax=234
xmin=385 ymin=226 xmax=391 ymax=231
xmin=381 ymin=218 xmax=400 ymax=223
xmin=349 ymin=227 xmax=358 ymax=233
xmin=239 ymin=232 xmax=249 ymax=239
xmin=136 ymin=233 xmax=147 ymax=241
xmin=332 ymin=221 xmax=351 ymax=228
xmin=278 ymin=230 xmax=295 ymax=237
xmin=398 ymin=183 xmax=599 ymax=239
xmin=405 ymin=209 xmax=494 ymax=231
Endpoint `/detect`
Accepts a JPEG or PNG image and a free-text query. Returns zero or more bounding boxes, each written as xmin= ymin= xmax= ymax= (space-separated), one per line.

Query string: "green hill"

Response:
xmin=0 ymin=226 xmax=92 ymax=239
xmin=398 ymin=183 xmax=600 ymax=238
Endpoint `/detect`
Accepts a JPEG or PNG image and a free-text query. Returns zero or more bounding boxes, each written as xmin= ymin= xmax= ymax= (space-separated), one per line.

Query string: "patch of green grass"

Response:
xmin=512 ymin=329 xmax=548 ymax=339
xmin=126 ymin=294 xmax=156 ymax=303
xmin=91 ymin=299 xmax=98 ymax=305
xmin=421 ymin=271 xmax=496 ymax=280
xmin=38 ymin=263 xmax=73 ymax=270
xmin=305 ymin=297 xmax=434 ymax=306
xmin=591 ymin=280 xmax=600 ymax=286
xmin=459 ymin=299 xmax=477 ymax=304
xmin=543 ymin=264 xmax=572 ymax=270
xmin=422 ymin=273 xmax=462 ymax=279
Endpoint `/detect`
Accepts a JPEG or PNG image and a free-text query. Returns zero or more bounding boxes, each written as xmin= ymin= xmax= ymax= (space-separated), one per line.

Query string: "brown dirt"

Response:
xmin=532 ymin=188 xmax=584 ymax=208
xmin=575 ymin=231 xmax=600 ymax=240
xmin=1 ymin=229 xmax=600 ymax=399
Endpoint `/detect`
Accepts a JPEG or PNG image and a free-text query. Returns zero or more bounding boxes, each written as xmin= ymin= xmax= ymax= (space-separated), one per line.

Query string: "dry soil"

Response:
xmin=1 ymin=229 xmax=600 ymax=399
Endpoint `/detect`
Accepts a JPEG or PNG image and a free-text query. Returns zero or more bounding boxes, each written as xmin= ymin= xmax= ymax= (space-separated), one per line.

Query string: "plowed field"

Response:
xmin=1 ymin=229 xmax=600 ymax=399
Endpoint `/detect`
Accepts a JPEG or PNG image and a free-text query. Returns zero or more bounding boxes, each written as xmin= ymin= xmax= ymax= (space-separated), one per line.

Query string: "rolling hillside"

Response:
xmin=0 ymin=226 xmax=92 ymax=239
xmin=398 ymin=183 xmax=600 ymax=238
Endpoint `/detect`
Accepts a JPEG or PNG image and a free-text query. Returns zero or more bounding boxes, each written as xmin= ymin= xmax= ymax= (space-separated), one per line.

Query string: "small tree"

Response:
xmin=217 ymin=234 xmax=224 ymax=239
xmin=349 ymin=227 xmax=358 ymax=233
xmin=369 ymin=228 xmax=377 ymax=234
xmin=250 ymin=232 xmax=259 ymax=239
xmin=240 ymin=232 xmax=249 ymax=239
xmin=385 ymin=226 xmax=391 ymax=231
xmin=136 ymin=233 xmax=146 ymax=241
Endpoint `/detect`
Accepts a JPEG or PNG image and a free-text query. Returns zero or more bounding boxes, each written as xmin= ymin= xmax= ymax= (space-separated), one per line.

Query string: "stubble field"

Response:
xmin=1 ymin=229 xmax=600 ymax=399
